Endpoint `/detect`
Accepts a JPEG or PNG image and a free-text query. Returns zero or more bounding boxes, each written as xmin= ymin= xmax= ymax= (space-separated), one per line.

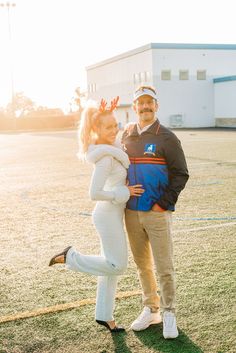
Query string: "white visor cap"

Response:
xmin=133 ymin=88 xmax=158 ymax=102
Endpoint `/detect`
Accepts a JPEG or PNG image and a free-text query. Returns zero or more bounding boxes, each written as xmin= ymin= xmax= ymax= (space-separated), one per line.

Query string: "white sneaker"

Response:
xmin=130 ymin=307 xmax=162 ymax=331
xmin=163 ymin=311 xmax=179 ymax=339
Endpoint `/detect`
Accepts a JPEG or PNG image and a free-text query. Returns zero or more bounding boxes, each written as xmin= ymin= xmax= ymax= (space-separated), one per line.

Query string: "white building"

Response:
xmin=214 ymin=76 xmax=236 ymax=128
xmin=86 ymin=43 xmax=236 ymax=128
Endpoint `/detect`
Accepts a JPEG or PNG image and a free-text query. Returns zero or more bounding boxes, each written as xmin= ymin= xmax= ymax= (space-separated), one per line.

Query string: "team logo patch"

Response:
xmin=144 ymin=144 xmax=156 ymax=156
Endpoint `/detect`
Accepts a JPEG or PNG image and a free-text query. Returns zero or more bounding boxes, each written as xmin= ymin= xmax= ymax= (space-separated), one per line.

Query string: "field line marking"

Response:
xmin=0 ymin=290 xmax=141 ymax=324
xmin=1 ymin=224 xmax=235 ymax=324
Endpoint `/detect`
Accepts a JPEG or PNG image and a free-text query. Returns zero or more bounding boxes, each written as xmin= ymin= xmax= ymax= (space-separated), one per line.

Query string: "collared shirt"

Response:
xmin=137 ymin=121 xmax=156 ymax=135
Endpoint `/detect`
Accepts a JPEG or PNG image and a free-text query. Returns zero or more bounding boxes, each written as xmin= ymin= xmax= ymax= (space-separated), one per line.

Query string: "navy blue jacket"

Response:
xmin=121 ymin=120 xmax=189 ymax=211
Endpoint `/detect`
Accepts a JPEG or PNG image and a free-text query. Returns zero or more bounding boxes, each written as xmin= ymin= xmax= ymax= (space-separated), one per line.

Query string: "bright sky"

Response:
xmin=0 ymin=0 xmax=235 ymax=111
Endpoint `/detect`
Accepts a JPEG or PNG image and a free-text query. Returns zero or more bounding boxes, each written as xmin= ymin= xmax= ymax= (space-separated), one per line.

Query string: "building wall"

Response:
xmin=86 ymin=44 xmax=236 ymax=128
xmin=152 ymin=49 xmax=236 ymax=127
xmin=115 ymin=106 xmax=133 ymax=128
xmin=153 ymin=48 xmax=236 ymax=76
xmin=87 ymin=48 xmax=153 ymax=106
xmin=214 ymin=78 xmax=236 ymax=127
xmin=154 ymin=78 xmax=214 ymax=127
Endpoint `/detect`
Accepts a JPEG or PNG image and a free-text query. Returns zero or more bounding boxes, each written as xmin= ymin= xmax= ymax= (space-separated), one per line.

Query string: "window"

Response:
xmin=133 ymin=73 xmax=139 ymax=84
xmin=161 ymin=70 xmax=171 ymax=80
xmin=134 ymin=71 xmax=152 ymax=84
xmin=197 ymin=70 xmax=206 ymax=80
xmin=179 ymin=70 xmax=189 ymax=80
xmin=140 ymin=72 xmax=145 ymax=83
xmin=88 ymin=83 xmax=97 ymax=92
xmin=145 ymin=71 xmax=151 ymax=82
xmin=138 ymin=72 xmax=142 ymax=83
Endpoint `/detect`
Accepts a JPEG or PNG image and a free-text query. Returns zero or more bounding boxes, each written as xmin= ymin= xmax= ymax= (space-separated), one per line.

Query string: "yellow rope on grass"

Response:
xmin=0 ymin=290 xmax=142 ymax=324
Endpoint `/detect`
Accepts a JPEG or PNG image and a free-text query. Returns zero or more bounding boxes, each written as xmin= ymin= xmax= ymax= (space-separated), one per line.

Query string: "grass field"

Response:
xmin=0 ymin=128 xmax=235 ymax=353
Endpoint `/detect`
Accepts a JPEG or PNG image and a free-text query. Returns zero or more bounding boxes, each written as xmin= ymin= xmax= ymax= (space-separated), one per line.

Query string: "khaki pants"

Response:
xmin=125 ymin=209 xmax=176 ymax=313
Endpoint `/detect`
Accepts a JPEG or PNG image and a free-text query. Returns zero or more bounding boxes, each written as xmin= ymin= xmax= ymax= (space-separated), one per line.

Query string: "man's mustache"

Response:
xmin=140 ymin=109 xmax=153 ymax=113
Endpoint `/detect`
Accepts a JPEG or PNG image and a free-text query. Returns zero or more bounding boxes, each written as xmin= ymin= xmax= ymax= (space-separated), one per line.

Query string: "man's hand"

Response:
xmin=152 ymin=203 xmax=166 ymax=212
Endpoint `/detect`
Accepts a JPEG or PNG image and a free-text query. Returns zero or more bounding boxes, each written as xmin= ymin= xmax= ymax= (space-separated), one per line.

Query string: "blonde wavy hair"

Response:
xmin=78 ymin=104 xmax=114 ymax=159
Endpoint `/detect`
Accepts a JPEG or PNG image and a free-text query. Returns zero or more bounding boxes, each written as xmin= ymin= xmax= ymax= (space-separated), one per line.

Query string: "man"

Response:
xmin=122 ymin=86 xmax=189 ymax=339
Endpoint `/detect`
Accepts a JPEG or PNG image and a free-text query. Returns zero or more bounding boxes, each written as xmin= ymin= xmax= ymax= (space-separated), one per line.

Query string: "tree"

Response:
xmin=6 ymin=92 xmax=36 ymax=118
xmin=74 ymin=87 xmax=86 ymax=114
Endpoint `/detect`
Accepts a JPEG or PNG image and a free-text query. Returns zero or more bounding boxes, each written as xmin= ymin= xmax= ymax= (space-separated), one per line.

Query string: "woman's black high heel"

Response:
xmin=96 ymin=320 xmax=125 ymax=332
xmin=49 ymin=246 xmax=72 ymax=266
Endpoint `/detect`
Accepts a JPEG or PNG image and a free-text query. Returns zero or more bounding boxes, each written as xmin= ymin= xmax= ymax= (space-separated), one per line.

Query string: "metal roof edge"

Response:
xmin=86 ymin=43 xmax=152 ymax=70
xmin=213 ymin=75 xmax=236 ymax=83
xmin=86 ymin=43 xmax=236 ymax=71
xmin=150 ymin=43 xmax=236 ymax=50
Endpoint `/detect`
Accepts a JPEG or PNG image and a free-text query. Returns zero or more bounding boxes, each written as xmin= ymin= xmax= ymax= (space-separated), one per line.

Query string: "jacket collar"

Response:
xmin=85 ymin=144 xmax=130 ymax=168
xmin=129 ymin=119 xmax=160 ymax=137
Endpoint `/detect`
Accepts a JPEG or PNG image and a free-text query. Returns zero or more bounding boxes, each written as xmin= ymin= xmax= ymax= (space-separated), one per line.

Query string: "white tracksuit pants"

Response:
xmin=66 ymin=202 xmax=128 ymax=321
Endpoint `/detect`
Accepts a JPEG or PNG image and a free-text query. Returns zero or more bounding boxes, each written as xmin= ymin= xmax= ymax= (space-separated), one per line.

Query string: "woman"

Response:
xmin=49 ymin=97 xmax=144 ymax=332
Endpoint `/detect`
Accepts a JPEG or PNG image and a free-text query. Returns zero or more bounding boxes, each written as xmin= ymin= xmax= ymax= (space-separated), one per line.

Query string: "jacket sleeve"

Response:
xmin=157 ymin=135 xmax=189 ymax=210
xmin=89 ymin=156 xmax=130 ymax=203
xmin=121 ymin=130 xmax=128 ymax=145
xmin=121 ymin=123 xmax=136 ymax=144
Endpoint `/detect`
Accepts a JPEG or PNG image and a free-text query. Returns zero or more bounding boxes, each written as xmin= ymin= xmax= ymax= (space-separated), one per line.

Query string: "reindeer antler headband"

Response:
xmin=99 ymin=96 xmax=119 ymax=113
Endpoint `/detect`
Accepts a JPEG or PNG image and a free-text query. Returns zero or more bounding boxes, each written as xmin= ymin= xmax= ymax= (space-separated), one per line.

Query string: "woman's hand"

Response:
xmin=127 ymin=184 xmax=145 ymax=197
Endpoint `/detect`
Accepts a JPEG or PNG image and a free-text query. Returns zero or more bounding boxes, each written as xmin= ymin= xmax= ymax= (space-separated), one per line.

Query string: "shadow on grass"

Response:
xmin=110 ymin=331 xmax=132 ymax=353
xmin=133 ymin=324 xmax=203 ymax=353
